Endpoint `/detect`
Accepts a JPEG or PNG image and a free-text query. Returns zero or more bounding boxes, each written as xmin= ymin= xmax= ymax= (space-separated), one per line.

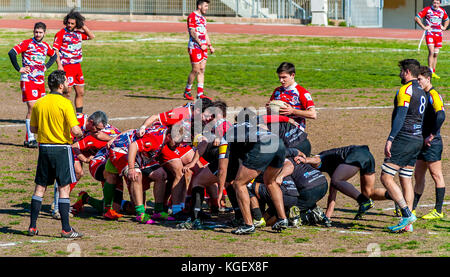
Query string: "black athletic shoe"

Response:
xmin=24 ymin=140 xmax=38 ymax=148
xmin=172 ymin=211 xmax=189 ymax=222
xmin=61 ymin=228 xmax=83 ymax=239
xmin=231 ymin=224 xmax=255 ymax=235
xmin=272 ymin=218 xmax=288 ymax=232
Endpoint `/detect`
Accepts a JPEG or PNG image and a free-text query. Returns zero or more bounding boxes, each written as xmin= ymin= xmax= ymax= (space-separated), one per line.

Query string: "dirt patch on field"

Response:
xmin=0 ymin=85 xmax=449 ymax=257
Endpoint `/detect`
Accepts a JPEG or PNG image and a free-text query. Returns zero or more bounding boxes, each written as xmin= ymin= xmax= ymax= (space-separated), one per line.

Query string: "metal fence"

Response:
xmin=0 ymin=0 xmax=314 ymax=19
xmin=0 ymin=0 xmax=356 ymax=24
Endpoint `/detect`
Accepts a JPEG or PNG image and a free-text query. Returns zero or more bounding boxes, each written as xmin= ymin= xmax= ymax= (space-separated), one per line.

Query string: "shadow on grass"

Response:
xmin=0 ymin=142 xmax=27 ymax=148
xmin=124 ymin=94 xmax=184 ymax=100
xmin=0 ymin=119 xmax=24 ymax=124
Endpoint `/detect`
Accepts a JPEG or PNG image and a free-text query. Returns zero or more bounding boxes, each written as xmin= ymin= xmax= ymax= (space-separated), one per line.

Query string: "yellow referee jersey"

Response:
xmin=30 ymin=92 xmax=79 ymax=144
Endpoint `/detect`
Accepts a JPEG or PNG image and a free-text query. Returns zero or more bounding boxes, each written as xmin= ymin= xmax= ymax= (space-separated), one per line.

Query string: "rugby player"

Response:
xmin=125 ymin=125 xmax=186 ymax=224
xmin=8 ymin=22 xmax=57 ymax=148
xmin=184 ymin=0 xmax=215 ymax=100
xmin=381 ymin=59 xmax=426 ymax=233
xmin=413 ymin=66 xmax=446 ymax=219
xmin=221 ymin=109 xmax=303 ymax=235
xmin=53 ymin=8 xmax=94 ymax=113
xmin=137 ymin=98 xmax=213 ymax=219
xmin=415 ymin=0 xmax=449 ymax=79
xmin=268 ymin=62 xmax=317 ymax=156
xmin=248 ymin=158 xmax=330 ymax=228
xmin=298 ymin=145 xmax=387 ymax=220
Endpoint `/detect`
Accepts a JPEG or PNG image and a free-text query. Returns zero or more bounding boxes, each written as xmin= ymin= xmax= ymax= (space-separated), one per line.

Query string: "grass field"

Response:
xmin=0 ymin=28 xmax=449 ymax=258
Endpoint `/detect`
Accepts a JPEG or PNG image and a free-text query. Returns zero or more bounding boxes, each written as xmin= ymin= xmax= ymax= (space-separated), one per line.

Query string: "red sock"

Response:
xmin=69 ymin=182 xmax=77 ymax=193
xmin=197 ymin=87 xmax=204 ymax=95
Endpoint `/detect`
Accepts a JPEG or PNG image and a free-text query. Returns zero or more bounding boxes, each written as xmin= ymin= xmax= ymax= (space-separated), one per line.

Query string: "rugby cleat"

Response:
xmin=387 ymin=214 xmax=417 ymax=233
xmin=231 ymin=224 xmax=255 ymax=235
xmin=27 ymin=227 xmax=39 ymax=237
xmin=288 ymin=206 xmax=301 ymax=227
xmin=184 ymin=91 xmax=194 ymax=100
xmin=403 ymin=224 xmax=413 ymax=233
xmin=272 ymin=218 xmax=288 ymax=232
xmin=412 ymin=210 xmax=416 ymax=216
xmin=24 ymin=140 xmax=38 ymax=148
xmin=71 ymin=191 xmax=88 ymax=215
xmin=136 ymin=213 xmax=155 ymax=224
xmin=253 ymin=218 xmax=266 ymax=228
xmin=432 ymin=72 xmax=440 ymax=79
xmin=176 ymin=217 xmax=193 ymax=229
xmin=151 ymin=212 xmax=175 ymax=221
xmin=197 ymin=94 xmax=212 ymax=100
xmin=103 ymin=209 xmax=123 ymax=220
xmin=354 ymin=199 xmax=374 ymax=220
xmin=52 ymin=210 xmax=61 ymax=220
xmin=61 ymin=228 xmax=83 ymax=239
xmin=421 ymin=209 xmax=444 ymax=220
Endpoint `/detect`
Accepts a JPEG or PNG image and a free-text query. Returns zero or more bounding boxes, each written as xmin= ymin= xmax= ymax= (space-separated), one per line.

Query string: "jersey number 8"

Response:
xmin=419 ymin=95 xmax=426 ymax=114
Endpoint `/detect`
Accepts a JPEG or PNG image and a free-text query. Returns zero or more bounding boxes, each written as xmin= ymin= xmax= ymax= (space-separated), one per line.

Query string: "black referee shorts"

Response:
xmin=35 ymin=144 xmax=77 ymax=187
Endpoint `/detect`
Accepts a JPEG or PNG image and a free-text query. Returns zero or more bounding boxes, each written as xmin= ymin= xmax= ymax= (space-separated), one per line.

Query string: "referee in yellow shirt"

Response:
xmin=28 ymin=70 xmax=84 ymax=238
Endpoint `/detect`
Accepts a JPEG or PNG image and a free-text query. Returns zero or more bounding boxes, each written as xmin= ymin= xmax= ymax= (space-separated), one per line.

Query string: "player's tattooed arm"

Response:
xmin=190 ymin=28 xmax=206 ymax=50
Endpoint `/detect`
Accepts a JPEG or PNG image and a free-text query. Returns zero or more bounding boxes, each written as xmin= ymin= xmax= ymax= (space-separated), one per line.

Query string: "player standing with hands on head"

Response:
xmin=53 ymin=8 xmax=95 ymax=113
xmin=8 ymin=22 xmax=57 ymax=148
xmin=184 ymin=0 xmax=215 ymax=101
xmin=415 ymin=0 xmax=449 ymax=79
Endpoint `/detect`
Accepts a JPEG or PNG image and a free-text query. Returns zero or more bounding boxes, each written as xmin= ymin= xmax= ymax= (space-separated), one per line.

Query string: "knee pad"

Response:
xmin=399 ymin=168 xmax=414 ymax=178
xmin=381 ymin=163 xmax=398 ymax=177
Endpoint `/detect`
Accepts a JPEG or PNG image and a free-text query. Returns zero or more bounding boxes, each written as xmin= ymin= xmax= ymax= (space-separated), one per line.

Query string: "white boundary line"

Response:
xmin=382 ymin=202 xmax=450 ymax=211
xmin=3 ymin=104 xmax=450 ymax=129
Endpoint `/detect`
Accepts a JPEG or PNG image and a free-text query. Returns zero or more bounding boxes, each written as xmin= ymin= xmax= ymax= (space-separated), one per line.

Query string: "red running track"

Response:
xmin=0 ymin=18 xmax=435 ymax=40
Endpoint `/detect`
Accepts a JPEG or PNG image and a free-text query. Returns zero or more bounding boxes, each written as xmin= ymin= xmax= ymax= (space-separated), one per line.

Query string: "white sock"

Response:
xmin=25 ymin=119 xmax=34 ymax=141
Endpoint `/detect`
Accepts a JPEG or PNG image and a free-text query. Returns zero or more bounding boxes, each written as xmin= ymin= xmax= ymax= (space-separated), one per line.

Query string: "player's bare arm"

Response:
xmin=442 ymin=19 xmax=449 ymax=30
xmin=138 ymin=114 xmax=160 ymax=137
xmin=280 ymin=106 xmax=317 ymax=120
xmin=81 ymin=24 xmax=95 ymax=40
xmin=190 ymin=28 xmax=206 ymax=50
xmin=71 ymin=125 xmax=83 ymax=139
xmin=415 ymin=16 xmax=431 ymax=31
xmin=206 ymin=33 xmax=214 ymax=54
xmin=127 ymin=142 xmax=139 ymax=181
xmin=92 ymin=131 xmax=113 ymax=141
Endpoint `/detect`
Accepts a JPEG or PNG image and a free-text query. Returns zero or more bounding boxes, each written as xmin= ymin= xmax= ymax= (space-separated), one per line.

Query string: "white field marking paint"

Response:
xmin=0 ymin=228 xmax=186 ymax=249
xmin=312 ymin=227 xmax=372 ymax=235
xmin=383 ymin=202 xmax=450 ymax=211
xmin=1 ymin=104 xmax=450 ymax=129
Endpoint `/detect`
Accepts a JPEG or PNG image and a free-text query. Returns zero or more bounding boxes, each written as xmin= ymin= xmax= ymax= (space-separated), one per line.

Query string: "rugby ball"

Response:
xmin=268 ymin=100 xmax=289 ymax=113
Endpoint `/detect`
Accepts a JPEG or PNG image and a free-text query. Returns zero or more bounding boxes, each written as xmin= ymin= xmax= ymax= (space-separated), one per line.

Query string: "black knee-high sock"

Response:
xmin=384 ymin=191 xmax=392 ymax=200
xmin=356 ymin=193 xmax=370 ymax=205
xmin=251 ymin=207 xmax=262 ymax=221
xmin=29 ymin=195 xmax=42 ymax=229
xmin=59 ymin=198 xmax=72 ymax=232
xmin=226 ymin=185 xmax=242 ymax=220
xmin=191 ymin=187 xmax=204 ymax=219
xmin=435 ymin=187 xmax=445 ymax=213
xmin=76 ymin=107 xmax=83 ymax=113
xmin=412 ymin=193 xmax=422 ymax=210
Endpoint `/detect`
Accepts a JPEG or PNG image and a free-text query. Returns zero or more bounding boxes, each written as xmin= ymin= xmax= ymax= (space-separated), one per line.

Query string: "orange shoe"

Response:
xmin=103 ymin=209 xmax=123 ymax=220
